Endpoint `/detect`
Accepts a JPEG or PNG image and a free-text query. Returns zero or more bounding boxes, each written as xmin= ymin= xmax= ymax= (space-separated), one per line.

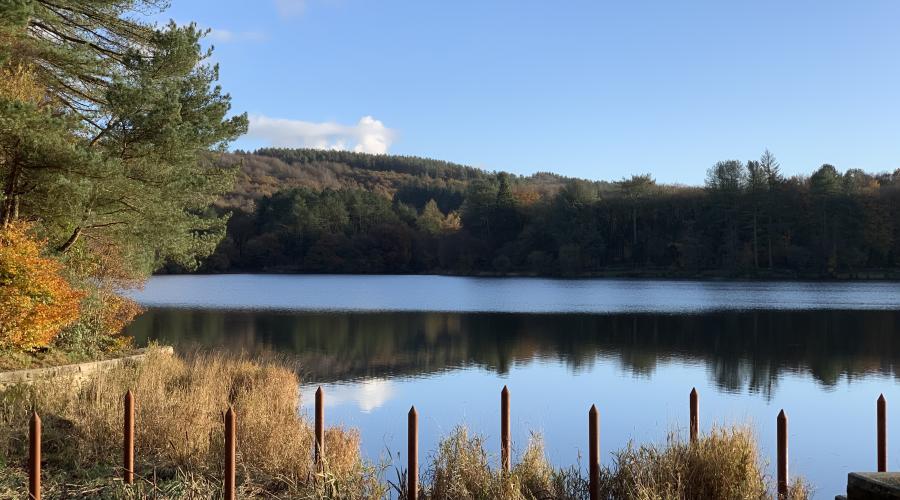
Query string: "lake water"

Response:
xmin=125 ymin=275 xmax=900 ymax=499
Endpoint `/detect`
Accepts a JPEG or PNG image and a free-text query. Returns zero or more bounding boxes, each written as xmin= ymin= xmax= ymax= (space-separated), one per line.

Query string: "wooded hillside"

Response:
xmin=219 ymin=148 xmax=611 ymax=213
xmin=199 ymin=148 xmax=900 ymax=278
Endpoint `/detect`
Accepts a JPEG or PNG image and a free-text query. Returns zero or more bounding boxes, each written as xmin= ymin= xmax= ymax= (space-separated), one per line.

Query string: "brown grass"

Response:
xmin=414 ymin=426 xmax=810 ymax=500
xmin=0 ymin=347 xmax=385 ymax=498
xmin=601 ymin=427 xmax=811 ymax=500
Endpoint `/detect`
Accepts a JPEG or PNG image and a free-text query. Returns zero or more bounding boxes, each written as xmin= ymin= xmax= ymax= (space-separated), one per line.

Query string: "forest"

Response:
xmin=198 ymin=148 xmax=900 ymax=277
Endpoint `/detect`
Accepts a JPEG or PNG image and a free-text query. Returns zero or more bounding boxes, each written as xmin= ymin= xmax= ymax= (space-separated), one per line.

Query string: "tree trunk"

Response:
xmin=1 ymin=163 xmax=22 ymax=227
xmin=753 ymin=209 xmax=759 ymax=269
xmin=632 ymin=207 xmax=637 ymax=246
xmin=57 ymin=227 xmax=82 ymax=253
xmin=823 ymin=210 xmax=829 ymax=269
xmin=832 ymin=218 xmax=838 ymax=269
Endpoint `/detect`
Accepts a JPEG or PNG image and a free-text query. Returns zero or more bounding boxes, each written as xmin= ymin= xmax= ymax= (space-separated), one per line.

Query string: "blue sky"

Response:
xmin=155 ymin=0 xmax=900 ymax=184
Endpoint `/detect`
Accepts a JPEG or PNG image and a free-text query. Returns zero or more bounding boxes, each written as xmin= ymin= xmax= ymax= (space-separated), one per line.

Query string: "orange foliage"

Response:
xmin=513 ymin=188 xmax=541 ymax=207
xmin=0 ymin=64 xmax=44 ymax=103
xmin=0 ymin=222 xmax=84 ymax=349
xmin=93 ymin=290 xmax=142 ymax=346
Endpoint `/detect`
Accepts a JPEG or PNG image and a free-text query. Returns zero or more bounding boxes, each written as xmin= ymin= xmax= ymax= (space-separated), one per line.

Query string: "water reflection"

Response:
xmin=126 ymin=309 xmax=900 ymax=397
xmin=300 ymin=379 xmax=395 ymax=413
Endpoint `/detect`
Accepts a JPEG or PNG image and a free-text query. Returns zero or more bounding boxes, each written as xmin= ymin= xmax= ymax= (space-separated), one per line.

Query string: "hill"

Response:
xmin=218 ymin=148 xmax=614 ymax=213
xmin=192 ymin=149 xmax=900 ymax=278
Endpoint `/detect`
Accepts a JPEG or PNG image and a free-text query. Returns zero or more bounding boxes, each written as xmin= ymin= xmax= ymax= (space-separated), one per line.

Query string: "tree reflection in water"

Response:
xmin=126 ymin=309 xmax=900 ymax=398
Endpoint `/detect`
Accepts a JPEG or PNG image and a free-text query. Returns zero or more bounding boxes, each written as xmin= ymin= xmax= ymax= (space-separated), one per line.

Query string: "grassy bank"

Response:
xmin=0 ymin=349 xmax=809 ymax=499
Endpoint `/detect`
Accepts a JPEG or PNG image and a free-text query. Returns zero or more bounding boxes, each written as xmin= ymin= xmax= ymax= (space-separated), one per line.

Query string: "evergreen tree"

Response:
xmin=810 ymin=164 xmax=842 ymax=269
xmin=759 ymin=149 xmax=782 ymax=187
xmin=757 ymin=150 xmax=782 ymax=268
xmin=0 ymin=1 xmax=247 ymax=275
xmin=705 ymin=161 xmax=748 ymax=268
xmin=616 ymin=174 xmax=655 ymax=261
xmin=746 ymin=161 xmax=767 ymax=268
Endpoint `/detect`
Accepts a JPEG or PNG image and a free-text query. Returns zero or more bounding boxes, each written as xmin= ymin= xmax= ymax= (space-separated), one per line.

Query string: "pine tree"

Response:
xmin=759 ymin=149 xmax=782 ymax=187
xmin=617 ymin=174 xmax=655 ymax=247
xmin=0 ymin=1 xmax=248 ymax=275
xmin=757 ymin=150 xmax=782 ymax=269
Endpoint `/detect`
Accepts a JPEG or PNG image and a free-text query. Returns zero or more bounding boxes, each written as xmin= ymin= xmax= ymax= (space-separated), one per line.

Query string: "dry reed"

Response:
xmin=0 ymin=347 xmax=385 ymax=499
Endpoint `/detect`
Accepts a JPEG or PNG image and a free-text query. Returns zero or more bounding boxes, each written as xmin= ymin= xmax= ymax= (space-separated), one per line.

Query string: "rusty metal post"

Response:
xmin=315 ymin=387 xmax=324 ymax=466
xmin=224 ymin=406 xmax=236 ymax=500
xmin=878 ymin=394 xmax=887 ymax=472
xmin=589 ymin=405 xmax=599 ymax=500
xmin=29 ymin=411 xmax=40 ymax=500
xmin=777 ymin=409 xmax=788 ymax=499
xmin=124 ymin=390 xmax=135 ymax=484
xmin=689 ymin=388 xmax=699 ymax=443
xmin=408 ymin=406 xmax=418 ymax=500
xmin=501 ymin=385 xmax=510 ymax=474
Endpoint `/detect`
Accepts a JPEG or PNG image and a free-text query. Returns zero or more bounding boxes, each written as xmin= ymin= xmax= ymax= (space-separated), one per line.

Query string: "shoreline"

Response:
xmin=156 ymin=268 xmax=900 ymax=282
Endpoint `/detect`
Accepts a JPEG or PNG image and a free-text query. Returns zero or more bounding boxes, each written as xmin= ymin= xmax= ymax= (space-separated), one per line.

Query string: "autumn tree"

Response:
xmin=418 ymin=199 xmax=448 ymax=235
xmin=0 ymin=222 xmax=83 ymax=349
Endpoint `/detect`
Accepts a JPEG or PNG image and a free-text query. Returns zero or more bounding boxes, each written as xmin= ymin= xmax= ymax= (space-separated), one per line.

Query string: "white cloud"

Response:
xmin=275 ymin=0 xmax=307 ymax=17
xmin=354 ymin=379 xmax=395 ymax=413
xmin=300 ymin=379 xmax=395 ymax=413
xmin=207 ymin=28 xmax=267 ymax=43
xmin=247 ymin=114 xmax=397 ymax=154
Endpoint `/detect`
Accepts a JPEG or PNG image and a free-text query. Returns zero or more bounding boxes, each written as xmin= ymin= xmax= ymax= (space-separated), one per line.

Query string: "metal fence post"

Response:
xmin=589 ymin=405 xmax=599 ymax=500
xmin=408 ymin=406 xmax=418 ymax=500
xmin=501 ymin=386 xmax=510 ymax=473
xmin=777 ymin=409 xmax=788 ymax=498
xmin=29 ymin=411 xmax=41 ymax=500
xmin=878 ymin=394 xmax=887 ymax=472
xmin=123 ymin=391 xmax=135 ymax=484
xmin=689 ymin=388 xmax=699 ymax=443
xmin=224 ymin=406 xmax=236 ymax=500
xmin=315 ymin=387 xmax=324 ymax=466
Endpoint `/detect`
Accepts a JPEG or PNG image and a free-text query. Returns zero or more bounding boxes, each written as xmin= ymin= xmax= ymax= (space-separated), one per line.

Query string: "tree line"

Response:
xmin=198 ymin=149 xmax=900 ymax=277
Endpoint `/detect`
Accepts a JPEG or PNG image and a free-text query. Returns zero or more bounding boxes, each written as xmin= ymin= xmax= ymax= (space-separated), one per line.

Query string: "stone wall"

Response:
xmin=0 ymin=346 xmax=173 ymax=391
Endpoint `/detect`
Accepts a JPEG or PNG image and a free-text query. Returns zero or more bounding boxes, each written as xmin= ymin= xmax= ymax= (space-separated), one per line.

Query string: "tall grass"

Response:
xmin=415 ymin=427 xmax=810 ymax=500
xmin=0 ymin=349 xmax=810 ymax=499
xmin=600 ymin=427 xmax=810 ymax=500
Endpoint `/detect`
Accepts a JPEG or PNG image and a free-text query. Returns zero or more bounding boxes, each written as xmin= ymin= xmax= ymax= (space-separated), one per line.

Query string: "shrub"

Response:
xmin=427 ymin=426 xmax=497 ymax=499
xmin=603 ymin=426 xmax=811 ymax=500
xmin=0 ymin=222 xmax=83 ymax=350
xmin=53 ymin=235 xmax=144 ymax=357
